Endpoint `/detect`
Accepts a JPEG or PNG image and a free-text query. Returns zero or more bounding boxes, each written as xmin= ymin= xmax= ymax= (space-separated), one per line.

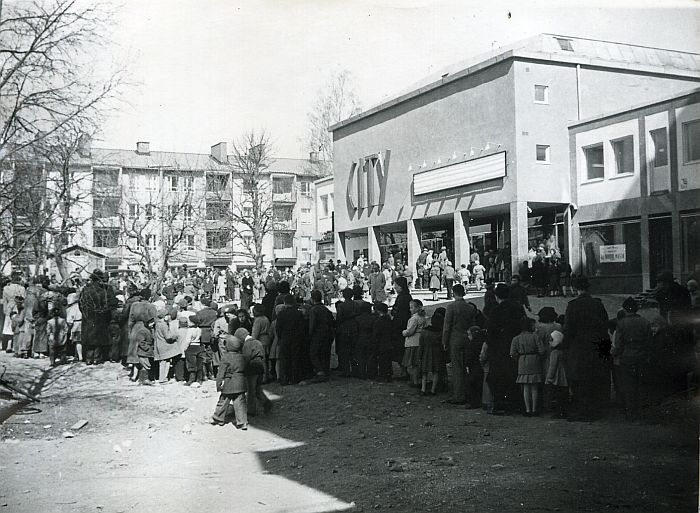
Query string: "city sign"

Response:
xmin=346 ymin=150 xmax=391 ymax=217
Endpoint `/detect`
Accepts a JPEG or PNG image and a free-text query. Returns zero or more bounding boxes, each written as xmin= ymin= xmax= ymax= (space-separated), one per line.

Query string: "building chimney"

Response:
xmin=211 ymin=142 xmax=228 ymax=163
xmin=309 ymin=150 xmax=319 ymax=162
xmin=77 ymin=134 xmax=91 ymax=158
xmin=136 ymin=141 xmax=150 ymax=155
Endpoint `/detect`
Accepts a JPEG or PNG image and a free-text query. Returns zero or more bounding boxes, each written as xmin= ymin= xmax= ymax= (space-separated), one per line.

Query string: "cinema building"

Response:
xmin=330 ymin=34 xmax=700 ymax=290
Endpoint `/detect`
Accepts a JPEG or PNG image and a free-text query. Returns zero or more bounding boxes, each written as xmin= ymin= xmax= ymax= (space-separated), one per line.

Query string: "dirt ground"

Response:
xmin=0 ymin=293 xmax=697 ymax=513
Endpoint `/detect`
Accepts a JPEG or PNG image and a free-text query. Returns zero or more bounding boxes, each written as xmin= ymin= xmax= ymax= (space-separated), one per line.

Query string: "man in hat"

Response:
xmin=564 ymin=276 xmax=610 ymax=421
xmin=308 ymin=290 xmax=335 ymax=382
xmin=79 ymin=269 xmax=118 ymax=364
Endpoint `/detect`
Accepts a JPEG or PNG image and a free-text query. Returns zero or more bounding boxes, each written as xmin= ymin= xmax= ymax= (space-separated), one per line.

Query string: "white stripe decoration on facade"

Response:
xmin=413 ymin=151 xmax=506 ymax=195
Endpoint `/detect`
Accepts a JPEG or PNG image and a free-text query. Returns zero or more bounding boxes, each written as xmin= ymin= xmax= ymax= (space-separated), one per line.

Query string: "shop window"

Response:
xmin=536 ymin=145 xmax=550 ymax=164
xmin=580 ymin=220 xmax=642 ymax=277
xmin=682 ymin=120 xmax=700 ymax=163
xmin=584 ymin=144 xmax=604 ymax=180
xmin=650 ymin=128 xmax=668 ymax=167
xmin=534 ymin=85 xmax=549 ymax=104
xmin=611 ymin=136 xmax=634 ymax=175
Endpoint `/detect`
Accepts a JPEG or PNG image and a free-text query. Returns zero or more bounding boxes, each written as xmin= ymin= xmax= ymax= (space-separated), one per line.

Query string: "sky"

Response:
xmin=99 ymin=0 xmax=700 ymax=158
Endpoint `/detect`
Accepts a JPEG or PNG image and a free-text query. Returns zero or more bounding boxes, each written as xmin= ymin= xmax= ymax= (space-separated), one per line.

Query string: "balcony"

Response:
xmin=273 ymin=218 xmax=297 ymax=232
xmin=93 ymin=184 xmax=122 ymax=198
xmin=272 ymin=190 xmax=297 ymax=203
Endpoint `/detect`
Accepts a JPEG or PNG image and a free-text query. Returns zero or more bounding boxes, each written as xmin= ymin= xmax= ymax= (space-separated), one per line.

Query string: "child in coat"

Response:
xmin=545 ymin=330 xmax=568 ymax=418
xmin=212 ymin=335 xmax=248 ymax=429
xmin=401 ymin=299 xmax=426 ymax=387
xmin=132 ymin=317 xmax=155 ymax=386
xmin=465 ymin=326 xmax=485 ymax=409
xmin=46 ymin=307 xmax=68 ymax=367
xmin=418 ymin=311 xmax=445 ymax=395
xmin=510 ymin=317 xmax=546 ymax=416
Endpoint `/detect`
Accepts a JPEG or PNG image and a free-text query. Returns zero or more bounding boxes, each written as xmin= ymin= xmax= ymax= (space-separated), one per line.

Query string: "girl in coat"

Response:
xmin=402 ymin=299 xmax=426 ymax=387
xmin=154 ymin=308 xmax=180 ymax=383
xmin=510 ymin=317 xmax=546 ymax=416
xmin=418 ymin=310 xmax=445 ymax=395
xmin=212 ymin=335 xmax=248 ymax=429
xmin=251 ymin=304 xmax=272 ymax=382
xmin=545 ymin=330 xmax=568 ymax=418
xmin=428 ymin=263 xmax=441 ymax=301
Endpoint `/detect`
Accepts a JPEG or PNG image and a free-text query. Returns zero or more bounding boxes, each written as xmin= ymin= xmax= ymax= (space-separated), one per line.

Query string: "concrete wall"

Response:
xmin=578 ymin=68 xmax=699 ymax=120
xmin=513 ymin=61 xmax=578 ymax=204
xmin=333 ymin=60 xmax=517 ymax=234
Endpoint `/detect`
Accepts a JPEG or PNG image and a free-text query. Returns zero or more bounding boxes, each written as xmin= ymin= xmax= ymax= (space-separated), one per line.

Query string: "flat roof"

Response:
xmin=330 ymin=33 xmax=700 ymax=132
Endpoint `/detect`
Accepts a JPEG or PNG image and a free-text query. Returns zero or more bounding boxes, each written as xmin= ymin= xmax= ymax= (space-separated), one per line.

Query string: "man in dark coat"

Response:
xmin=442 ymin=284 xmax=478 ymax=404
xmin=275 ymin=295 xmax=305 ymax=384
xmin=79 ymin=269 xmax=118 ymax=364
xmin=391 ymin=276 xmax=412 ymax=370
xmin=308 ymin=290 xmax=335 ymax=382
xmin=335 ymin=288 xmax=358 ymax=377
xmin=484 ymin=283 xmax=525 ymax=413
xmin=564 ymin=276 xmax=610 ymax=421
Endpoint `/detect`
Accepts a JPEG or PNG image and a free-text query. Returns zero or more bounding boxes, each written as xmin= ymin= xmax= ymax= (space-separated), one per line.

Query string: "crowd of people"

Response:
xmin=0 ymin=255 xmax=697 ymax=427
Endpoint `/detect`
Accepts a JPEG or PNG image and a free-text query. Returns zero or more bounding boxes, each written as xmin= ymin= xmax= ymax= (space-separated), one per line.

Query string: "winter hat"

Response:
xmin=234 ymin=328 xmax=249 ymax=341
xmin=550 ymin=330 xmax=564 ymax=348
xmin=537 ymin=307 xmax=558 ymax=323
xmin=156 ymin=308 xmax=168 ymax=319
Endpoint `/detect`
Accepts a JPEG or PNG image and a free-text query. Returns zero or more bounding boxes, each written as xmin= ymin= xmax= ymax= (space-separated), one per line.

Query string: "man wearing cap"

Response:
xmin=563 ymin=276 xmax=610 ymax=421
xmin=235 ymin=328 xmax=272 ymax=415
xmin=442 ymin=284 xmax=478 ymax=404
xmin=79 ymin=269 xmax=119 ymax=365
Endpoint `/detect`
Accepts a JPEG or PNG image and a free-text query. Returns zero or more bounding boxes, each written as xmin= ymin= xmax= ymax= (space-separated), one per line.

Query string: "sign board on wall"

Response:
xmin=413 ymin=151 xmax=506 ymax=195
xmin=599 ymin=244 xmax=626 ymax=263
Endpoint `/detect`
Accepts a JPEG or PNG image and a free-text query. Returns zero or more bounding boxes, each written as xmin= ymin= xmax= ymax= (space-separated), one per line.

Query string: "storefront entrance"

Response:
xmin=421 ymin=228 xmax=454 ymax=264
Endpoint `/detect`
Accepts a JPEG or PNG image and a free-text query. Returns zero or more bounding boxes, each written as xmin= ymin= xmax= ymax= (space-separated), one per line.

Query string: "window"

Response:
xmin=186 ymin=234 xmax=195 ymax=251
xmin=300 ymin=208 xmax=311 ymax=224
xmin=183 ymin=205 xmax=193 ymax=221
xmin=183 ymin=176 xmax=193 ymax=191
xmin=273 ymin=232 xmax=294 ymax=250
xmin=301 ymin=236 xmax=311 ymax=251
xmin=682 ymin=120 xmax=700 ymax=163
xmin=145 ymin=234 xmax=157 ymax=251
xmin=128 ymin=203 xmax=139 ymax=219
xmin=93 ymin=228 xmax=119 ymax=248
xmin=580 ymin=220 xmax=642 ymax=277
xmin=144 ymin=203 xmax=155 ymax=220
xmin=93 ymin=168 xmax=119 ymax=189
xmin=243 ymin=206 xmax=253 ymax=219
xmin=320 ymin=195 xmax=329 ymax=217
xmin=145 ymin=174 xmax=158 ymax=192
xmin=650 ymin=128 xmax=668 ymax=167
xmin=611 ymin=136 xmax=634 ymax=175
xmin=555 ymin=38 xmax=574 ymax=51
xmin=206 ymin=173 xmax=229 ymax=192
xmin=584 ymin=144 xmax=604 ymax=180
xmin=206 ymin=201 xmax=230 ymax=221
xmin=681 ymin=211 xmax=700 ymax=276
xmin=272 ymin=177 xmax=294 ymax=194
xmin=299 ymin=180 xmax=311 ymax=195
xmin=165 ymin=174 xmax=178 ymax=192
xmin=534 ymin=85 xmax=549 ymax=104
xmin=93 ymin=198 xmax=120 ymax=218
xmin=536 ymin=145 xmax=550 ymax=164
xmin=206 ymin=230 xmax=229 ymax=249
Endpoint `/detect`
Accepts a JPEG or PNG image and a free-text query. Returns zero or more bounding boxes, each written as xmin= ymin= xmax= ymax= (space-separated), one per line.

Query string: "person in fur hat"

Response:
xmin=211 ymin=334 xmax=248 ymax=429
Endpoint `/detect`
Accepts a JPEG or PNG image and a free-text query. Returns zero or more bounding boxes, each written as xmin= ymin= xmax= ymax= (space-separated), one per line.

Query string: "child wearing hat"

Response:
xmin=212 ymin=334 xmax=248 ymax=429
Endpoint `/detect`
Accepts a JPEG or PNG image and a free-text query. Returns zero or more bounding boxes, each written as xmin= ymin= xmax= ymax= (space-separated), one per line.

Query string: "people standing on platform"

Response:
xmin=444 ymin=261 xmax=456 ymax=300
xmin=429 ymin=262 xmax=441 ymax=301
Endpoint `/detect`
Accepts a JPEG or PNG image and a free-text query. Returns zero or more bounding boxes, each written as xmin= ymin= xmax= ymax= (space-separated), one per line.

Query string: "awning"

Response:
xmin=205 ymin=258 xmax=232 ymax=267
xmin=273 ymin=258 xmax=297 ymax=268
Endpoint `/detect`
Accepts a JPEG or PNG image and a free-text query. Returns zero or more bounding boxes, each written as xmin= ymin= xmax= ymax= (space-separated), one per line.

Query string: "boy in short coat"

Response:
xmin=212 ymin=335 xmax=248 ymax=429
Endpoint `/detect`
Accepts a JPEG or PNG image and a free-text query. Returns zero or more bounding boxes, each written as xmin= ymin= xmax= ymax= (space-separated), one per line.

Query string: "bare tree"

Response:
xmin=116 ymin=168 xmax=203 ymax=291
xmin=305 ymin=70 xmax=362 ymax=164
xmin=0 ymin=0 xmax=126 ymax=274
xmin=224 ymin=130 xmax=275 ymax=269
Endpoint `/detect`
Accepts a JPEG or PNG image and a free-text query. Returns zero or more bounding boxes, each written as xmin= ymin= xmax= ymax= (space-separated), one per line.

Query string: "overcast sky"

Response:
xmin=100 ymin=0 xmax=700 ymax=158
